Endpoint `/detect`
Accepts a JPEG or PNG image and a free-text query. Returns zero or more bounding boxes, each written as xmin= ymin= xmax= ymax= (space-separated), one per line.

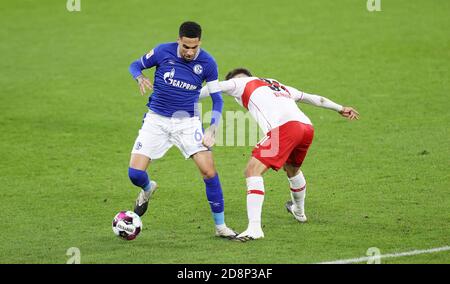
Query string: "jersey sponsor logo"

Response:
xmin=163 ymin=68 xmax=175 ymax=83
xmin=193 ymin=64 xmax=203 ymax=75
xmin=163 ymin=68 xmax=198 ymax=91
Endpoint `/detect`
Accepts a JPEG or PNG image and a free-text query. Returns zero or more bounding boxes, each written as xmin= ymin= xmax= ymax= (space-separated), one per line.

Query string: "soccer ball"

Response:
xmin=112 ymin=211 xmax=142 ymax=240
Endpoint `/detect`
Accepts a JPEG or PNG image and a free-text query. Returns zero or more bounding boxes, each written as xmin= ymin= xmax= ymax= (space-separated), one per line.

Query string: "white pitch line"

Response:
xmin=317 ymin=246 xmax=450 ymax=264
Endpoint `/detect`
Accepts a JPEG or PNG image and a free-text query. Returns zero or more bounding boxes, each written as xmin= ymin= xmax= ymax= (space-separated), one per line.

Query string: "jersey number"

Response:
xmin=259 ymin=78 xmax=290 ymax=94
xmin=194 ymin=129 xmax=203 ymax=142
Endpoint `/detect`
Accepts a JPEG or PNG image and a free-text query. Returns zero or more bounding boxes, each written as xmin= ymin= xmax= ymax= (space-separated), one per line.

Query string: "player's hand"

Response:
xmin=339 ymin=106 xmax=359 ymax=120
xmin=136 ymin=75 xmax=153 ymax=96
xmin=202 ymin=125 xmax=217 ymax=148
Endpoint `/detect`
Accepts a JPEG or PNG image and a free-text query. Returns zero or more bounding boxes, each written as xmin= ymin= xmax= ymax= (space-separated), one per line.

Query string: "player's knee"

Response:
xmin=201 ymin=169 xmax=217 ymax=179
xmin=245 ymin=166 xmax=256 ymax=178
xmin=128 ymin=167 xmax=149 ymax=188
xmin=284 ymin=164 xmax=300 ymax=177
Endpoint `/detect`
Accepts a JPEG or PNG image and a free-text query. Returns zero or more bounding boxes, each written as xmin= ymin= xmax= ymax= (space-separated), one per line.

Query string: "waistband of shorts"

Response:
xmin=267 ymin=120 xmax=314 ymax=134
xmin=147 ymin=109 xmax=200 ymax=122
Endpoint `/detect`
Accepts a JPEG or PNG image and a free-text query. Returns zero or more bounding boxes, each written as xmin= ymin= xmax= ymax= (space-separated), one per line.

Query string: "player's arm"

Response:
xmin=200 ymin=80 xmax=239 ymax=147
xmin=201 ymin=60 xmax=228 ymax=148
xmin=129 ymin=47 xmax=159 ymax=96
xmin=199 ymin=80 xmax=236 ymax=99
xmin=201 ymin=79 xmax=223 ymax=148
xmin=206 ymin=80 xmax=223 ymax=127
xmin=288 ymin=86 xmax=359 ymax=120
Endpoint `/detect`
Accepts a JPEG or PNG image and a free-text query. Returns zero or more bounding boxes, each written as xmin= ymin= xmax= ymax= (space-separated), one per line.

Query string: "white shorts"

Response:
xmin=131 ymin=110 xmax=208 ymax=159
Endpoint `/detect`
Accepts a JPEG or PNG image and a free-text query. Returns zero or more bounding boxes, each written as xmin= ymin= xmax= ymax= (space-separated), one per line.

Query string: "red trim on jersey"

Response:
xmin=290 ymin=185 xmax=306 ymax=192
xmin=242 ymin=79 xmax=271 ymax=109
xmin=247 ymin=190 xmax=265 ymax=195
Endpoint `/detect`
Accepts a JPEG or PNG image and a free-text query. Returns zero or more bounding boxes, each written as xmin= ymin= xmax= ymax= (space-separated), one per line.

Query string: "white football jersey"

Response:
xmin=213 ymin=77 xmax=312 ymax=134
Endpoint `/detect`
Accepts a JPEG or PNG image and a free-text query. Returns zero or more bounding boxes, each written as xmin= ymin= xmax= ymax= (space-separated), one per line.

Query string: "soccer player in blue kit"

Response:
xmin=128 ymin=21 xmax=237 ymax=239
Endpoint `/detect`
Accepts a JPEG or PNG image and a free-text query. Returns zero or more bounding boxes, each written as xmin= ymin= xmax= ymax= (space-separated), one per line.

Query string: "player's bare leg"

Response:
xmin=129 ymin=154 xmax=158 ymax=217
xmin=192 ymin=151 xmax=238 ymax=239
xmin=191 ymin=150 xmax=216 ymax=179
xmin=283 ymin=163 xmax=307 ymax=222
xmin=236 ymin=157 xmax=269 ymax=241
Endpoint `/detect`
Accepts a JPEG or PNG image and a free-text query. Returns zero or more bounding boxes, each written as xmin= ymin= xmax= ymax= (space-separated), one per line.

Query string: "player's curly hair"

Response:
xmin=179 ymin=21 xmax=202 ymax=39
xmin=225 ymin=68 xmax=253 ymax=80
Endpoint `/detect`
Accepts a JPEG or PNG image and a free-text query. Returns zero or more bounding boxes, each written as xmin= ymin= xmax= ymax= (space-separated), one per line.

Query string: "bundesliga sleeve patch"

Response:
xmin=145 ymin=49 xmax=154 ymax=59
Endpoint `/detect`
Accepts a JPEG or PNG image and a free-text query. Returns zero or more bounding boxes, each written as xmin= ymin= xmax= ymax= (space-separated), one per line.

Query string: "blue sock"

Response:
xmin=128 ymin=167 xmax=151 ymax=192
xmin=204 ymin=174 xmax=225 ymax=225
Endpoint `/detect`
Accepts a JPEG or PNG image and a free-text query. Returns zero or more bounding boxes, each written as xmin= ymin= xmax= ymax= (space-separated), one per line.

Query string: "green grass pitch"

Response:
xmin=0 ymin=0 xmax=448 ymax=264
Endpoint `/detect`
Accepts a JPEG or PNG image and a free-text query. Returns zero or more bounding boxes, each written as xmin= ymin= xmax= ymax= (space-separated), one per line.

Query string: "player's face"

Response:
xmin=177 ymin=37 xmax=201 ymax=61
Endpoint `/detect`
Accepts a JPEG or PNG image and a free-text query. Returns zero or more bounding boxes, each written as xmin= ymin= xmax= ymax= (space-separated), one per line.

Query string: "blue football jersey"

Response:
xmin=138 ymin=42 xmax=219 ymax=117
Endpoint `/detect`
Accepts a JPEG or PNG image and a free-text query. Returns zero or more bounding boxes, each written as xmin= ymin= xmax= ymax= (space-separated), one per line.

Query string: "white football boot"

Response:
xmin=134 ymin=181 xmax=158 ymax=217
xmin=215 ymin=225 xmax=239 ymax=240
xmin=236 ymin=227 xmax=265 ymax=242
xmin=285 ymin=200 xmax=307 ymax=223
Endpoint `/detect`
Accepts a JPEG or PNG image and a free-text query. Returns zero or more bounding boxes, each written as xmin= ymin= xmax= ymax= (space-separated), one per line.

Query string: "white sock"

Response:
xmin=288 ymin=171 xmax=306 ymax=215
xmin=246 ymin=176 xmax=265 ymax=230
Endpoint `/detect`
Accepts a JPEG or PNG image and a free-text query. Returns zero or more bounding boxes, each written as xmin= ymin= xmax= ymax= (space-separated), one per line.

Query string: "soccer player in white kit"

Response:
xmin=200 ymin=68 xmax=359 ymax=241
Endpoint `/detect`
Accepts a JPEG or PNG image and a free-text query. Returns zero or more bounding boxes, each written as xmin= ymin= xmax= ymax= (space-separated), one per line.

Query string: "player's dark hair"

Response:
xmin=179 ymin=21 xmax=202 ymax=39
xmin=225 ymin=68 xmax=253 ymax=80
